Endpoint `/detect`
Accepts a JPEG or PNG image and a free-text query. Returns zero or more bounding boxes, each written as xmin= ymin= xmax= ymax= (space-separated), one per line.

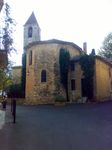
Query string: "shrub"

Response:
xmin=55 ymin=95 xmax=66 ymax=102
xmin=7 ymin=84 xmax=24 ymax=98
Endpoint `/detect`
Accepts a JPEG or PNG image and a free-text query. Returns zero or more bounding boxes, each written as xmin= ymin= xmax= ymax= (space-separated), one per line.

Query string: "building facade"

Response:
xmin=12 ymin=66 xmax=22 ymax=84
xmin=24 ymin=13 xmax=112 ymax=104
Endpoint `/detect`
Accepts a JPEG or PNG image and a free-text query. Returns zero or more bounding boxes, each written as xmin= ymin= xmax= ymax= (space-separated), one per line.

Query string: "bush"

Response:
xmin=7 ymin=84 xmax=24 ymax=98
xmin=55 ymin=95 xmax=66 ymax=102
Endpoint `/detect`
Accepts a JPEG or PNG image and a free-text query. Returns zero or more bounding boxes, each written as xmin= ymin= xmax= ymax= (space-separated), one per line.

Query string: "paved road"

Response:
xmin=0 ymin=102 xmax=112 ymax=150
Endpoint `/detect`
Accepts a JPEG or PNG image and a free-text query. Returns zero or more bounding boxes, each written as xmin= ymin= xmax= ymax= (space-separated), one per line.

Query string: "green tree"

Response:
xmin=21 ymin=53 xmax=26 ymax=97
xmin=59 ymin=48 xmax=70 ymax=101
xmin=0 ymin=3 xmax=16 ymax=97
xmin=79 ymin=54 xmax=95 ymax=100
xmin=0 ymin=68 xmax=13 ymax=96
xmin=2 ymin=3 xmax=16 ymax=54
xmin=7 ymin=84 xmax=23 ymax=98
xmin=98 ymin=32 xmax=112 ymax=58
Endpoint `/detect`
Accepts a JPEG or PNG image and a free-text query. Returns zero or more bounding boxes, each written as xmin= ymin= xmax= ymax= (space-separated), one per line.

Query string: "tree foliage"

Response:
xmin=2 ymin=3 xmax=16 ymax=54
xmin=7 ymin=84 xmax=24 ymax=98
xmin=21 ymin=53 xmax=26 ymax=97
xmin=79 ymin=54 xmax=95 ymax=100
xmin=98 ymin=32 xmax=112 ymax=58
xmin=0 ymin=69 xmax=13 ymax=94
xmin=59 ymin=48 xmax=70 ymax=101
xmin=90 ymin=49 xmax=96 ymax=56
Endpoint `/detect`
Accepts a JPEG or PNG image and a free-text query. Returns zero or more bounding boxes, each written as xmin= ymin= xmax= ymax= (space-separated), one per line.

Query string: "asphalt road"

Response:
xmin=0 ymin=101 xmax=112 ymax=150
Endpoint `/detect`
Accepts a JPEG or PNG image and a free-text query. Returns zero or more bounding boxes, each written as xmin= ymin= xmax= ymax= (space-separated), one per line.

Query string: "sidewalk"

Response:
xmin=0 ymin=104 xmax=12 ymax=129
xmin=0 ymin=109 xmax=5 ymax=129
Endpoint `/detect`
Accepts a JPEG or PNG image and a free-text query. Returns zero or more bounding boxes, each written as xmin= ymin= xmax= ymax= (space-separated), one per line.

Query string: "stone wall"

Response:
xmin=12 ymin=66 xmax=22 ymax=84
xmin=68 ymin=62 xmax=83 ymax=102
xmin=25 ymin=42 xmax=81 ymax=104
xmin=95 ymin=57 xmax=112 ymax=101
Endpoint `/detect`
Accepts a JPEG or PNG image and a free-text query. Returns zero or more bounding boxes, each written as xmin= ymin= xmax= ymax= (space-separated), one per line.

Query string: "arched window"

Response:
xmin=28 ymin=26 xmax=33 ymax=38
xmin=29 ymin=50 xmax=32 ymax=65
xmin=41 ymin=70 xmax=46 ymax=82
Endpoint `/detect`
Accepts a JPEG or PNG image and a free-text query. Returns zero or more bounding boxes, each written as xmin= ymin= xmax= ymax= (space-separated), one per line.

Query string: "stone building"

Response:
xmin=24 ymin=12 xmax=112 ymax=104
xmin=70 ymin=55 xmax=112 ymax=101
xmin=12 ymin=66 xmax=22 ymax=84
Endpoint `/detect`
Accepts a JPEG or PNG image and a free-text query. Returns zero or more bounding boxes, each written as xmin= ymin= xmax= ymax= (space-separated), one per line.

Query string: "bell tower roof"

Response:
xmin=24 ymin=12 xmax=38 ymax=26
xmin=23 ymin=12 xmax=41 ymax=48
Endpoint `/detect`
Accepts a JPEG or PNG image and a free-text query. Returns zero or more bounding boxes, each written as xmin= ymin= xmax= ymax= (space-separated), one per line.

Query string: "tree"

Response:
xmin=7 ymin=84 xmax=23 ymax=98
xmin=90 ymin=49 xmax=96 ymax=56
xmin=2 ymin=3 xmax=16 ymax=54
xmin=59 ymin=48 xmax=70 ymax=101
xmin=79 ymin=54 xmax=95 ymax=100
xmin=98 ymin=32 xmax=112 ymax=58
xmin=21 ymin=53 xmax=26 ymax=97
xmin=0 ymin=3 xmax=16 ymax=97
xmin=0 ymin=68 xmax=13 ymax=96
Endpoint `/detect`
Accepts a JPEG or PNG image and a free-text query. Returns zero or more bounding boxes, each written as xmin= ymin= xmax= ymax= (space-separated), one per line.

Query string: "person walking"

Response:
xmin=2 ymin=96 xmax=7 ymax=110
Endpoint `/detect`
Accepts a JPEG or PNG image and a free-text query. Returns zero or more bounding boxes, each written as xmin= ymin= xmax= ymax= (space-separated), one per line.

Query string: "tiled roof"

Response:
xmin=96 ymin=56 xmax=112 ymax=67
xmin=71 ymin=56 xmax=81 ymax=62
xmin=25 ymin=39 xmax=82 ymax=52
xmin=71 ymin=55 xmax=112 ymax=67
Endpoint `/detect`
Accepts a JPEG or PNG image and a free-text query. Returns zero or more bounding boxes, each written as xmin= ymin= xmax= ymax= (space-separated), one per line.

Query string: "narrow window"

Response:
xmin=29 ymin=50 xmax=32 ymax=65
xmin=41 ymin=70 xmax=46 ymax=82
xmin=71 ymin=62 xmax=75 ymax=71
xmin=28 ymin=26 xmax=33 ymax=38
xmin=109 ymin=68 xmax=111 ymax=77
xmin=71 ymin=79 xmax=75 ymax=90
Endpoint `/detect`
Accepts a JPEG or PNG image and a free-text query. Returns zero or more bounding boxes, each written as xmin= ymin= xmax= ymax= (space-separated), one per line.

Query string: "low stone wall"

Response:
xmin=6 ymin=98 xmax=25 ymax=105
xmin=25 ymin=97 xmax=55 ymax=105
xmin=0 ymin=97 xmax=54 ymax=105
xmin=1 ymin=96 xmax=111 ymax=106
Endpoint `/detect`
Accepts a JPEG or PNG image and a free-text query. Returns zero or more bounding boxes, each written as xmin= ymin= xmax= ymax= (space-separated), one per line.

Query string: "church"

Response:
xmin=23 ymin=12 xmax=112 ymax=104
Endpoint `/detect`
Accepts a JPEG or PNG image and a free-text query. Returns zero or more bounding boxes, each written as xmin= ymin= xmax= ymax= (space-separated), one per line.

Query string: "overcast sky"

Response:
xmin=1 ymin=0 xmax=112 ymax=65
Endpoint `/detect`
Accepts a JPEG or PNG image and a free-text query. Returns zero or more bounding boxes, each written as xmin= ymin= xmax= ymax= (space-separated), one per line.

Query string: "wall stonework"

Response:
xmin=12 ymin=66 xmax=22 ymax=84
xmin=25 ymin=42 xmax=81 ymax=104
xmin=24 ymin=24 xmax=40 ymax=48
xmin=24 ymin=12 xmax=41 ymax=48
xmin=23 ymin=13 xmax=112 ymax=104
xmin=95 ymin=57 xmax=112 ymax=101
xmin=68 ymin=63 xmax=83 ymax=102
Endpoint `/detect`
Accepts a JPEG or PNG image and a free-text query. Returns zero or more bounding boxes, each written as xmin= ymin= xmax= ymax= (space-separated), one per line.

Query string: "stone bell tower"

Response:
xmin=24 ymin=12 xmax=41 ymax=48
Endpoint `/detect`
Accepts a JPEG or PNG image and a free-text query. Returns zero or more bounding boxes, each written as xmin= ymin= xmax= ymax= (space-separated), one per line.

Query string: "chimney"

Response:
xmin=83 ymin=42 xmax=87 ymax=53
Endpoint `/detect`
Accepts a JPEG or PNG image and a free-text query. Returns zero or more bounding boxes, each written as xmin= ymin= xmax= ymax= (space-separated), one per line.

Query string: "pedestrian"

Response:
xmin=11 ymin=98 xmax=13 ymax=113
xmin=2 ymin=96 xmax=7 ymax=110
xmin=12 ymin=98 xmax=16 ymax=123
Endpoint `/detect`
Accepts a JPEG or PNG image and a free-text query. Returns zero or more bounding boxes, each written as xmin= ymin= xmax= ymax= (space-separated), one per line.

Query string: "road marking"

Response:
xmin=0 ymin=110 xmax=5 ymax=129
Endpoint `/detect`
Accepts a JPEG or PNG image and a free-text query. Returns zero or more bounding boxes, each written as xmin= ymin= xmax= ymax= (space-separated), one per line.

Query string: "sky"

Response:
xmin=1 ymin=0 xmax=112 ymax=66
